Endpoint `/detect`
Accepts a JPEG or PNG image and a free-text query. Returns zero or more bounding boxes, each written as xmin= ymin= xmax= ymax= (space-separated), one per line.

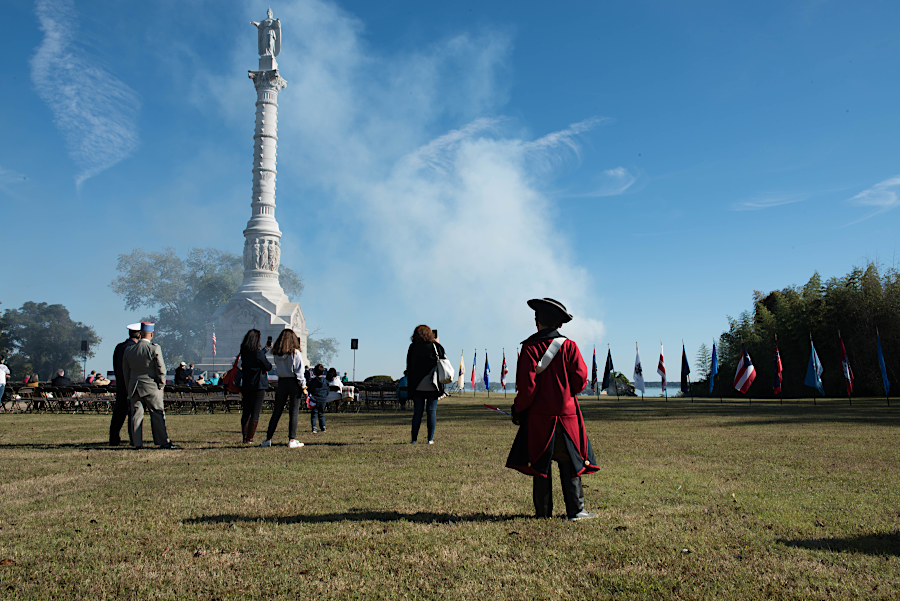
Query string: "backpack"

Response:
xmin=222 ymin=353 xmax=242 ymax=393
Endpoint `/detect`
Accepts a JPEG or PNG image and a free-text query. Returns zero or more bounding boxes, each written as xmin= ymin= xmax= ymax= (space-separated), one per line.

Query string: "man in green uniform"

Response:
xmin=122 ymin=322 xmax=179 ymax=449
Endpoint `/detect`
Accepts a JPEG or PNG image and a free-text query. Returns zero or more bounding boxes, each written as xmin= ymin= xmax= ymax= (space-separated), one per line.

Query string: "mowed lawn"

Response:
xmin=1 ymin=394 xmax=899 ymax=600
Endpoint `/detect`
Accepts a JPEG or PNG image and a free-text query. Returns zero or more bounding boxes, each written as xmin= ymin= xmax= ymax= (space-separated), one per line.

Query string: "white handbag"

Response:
xmin=416 ymin=344 xmax=454 ymax=390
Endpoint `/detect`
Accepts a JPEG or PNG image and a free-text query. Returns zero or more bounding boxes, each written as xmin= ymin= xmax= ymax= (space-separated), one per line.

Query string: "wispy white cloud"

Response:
xmin=31 ymin=0 xmax=140 ymax=189
xmin=563 ymin=166 xmax=637 ymax=198
xmin=732 ymin=192 xmax=807 ymax=211
xmin=845 ymin=176 xmax=900 ymax=225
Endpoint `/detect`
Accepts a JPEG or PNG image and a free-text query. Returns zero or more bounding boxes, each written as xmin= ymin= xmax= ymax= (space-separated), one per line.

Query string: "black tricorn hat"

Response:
xmin=527 ymin=298 xmax=573 ymax=324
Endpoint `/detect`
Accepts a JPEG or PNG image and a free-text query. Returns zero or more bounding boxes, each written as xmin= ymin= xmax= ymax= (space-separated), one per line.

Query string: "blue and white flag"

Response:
xmin=709 ymin=342 xmax=718 ymax=395
xmin=483 ymin=352 xmax=490 ymax=391
xmin=877 ymin=333 xmax=891 ymax=396
xmin=805 ymin=340 xmax=824 ymax=395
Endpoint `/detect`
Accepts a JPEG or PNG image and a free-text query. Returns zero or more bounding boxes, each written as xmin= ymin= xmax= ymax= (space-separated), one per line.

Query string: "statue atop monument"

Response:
xmin=251 ymin=8 xmax=281 ymax=58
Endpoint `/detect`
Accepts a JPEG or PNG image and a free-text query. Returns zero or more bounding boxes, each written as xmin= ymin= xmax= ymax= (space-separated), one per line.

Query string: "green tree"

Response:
xmin=307 ymin=337 xmax=339 ymax=367
xmin=1 ymin=302 xmax=100 ymax=381
xmin=695 ymin=343 xmax=711 ymax=381
xmin=110 ymin=247 xmax=303 ymax=364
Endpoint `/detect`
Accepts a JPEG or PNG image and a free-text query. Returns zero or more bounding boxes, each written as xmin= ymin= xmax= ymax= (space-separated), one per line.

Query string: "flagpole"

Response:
xmin=613 ymin=344 xmax=619 ymax=401
xmin=503 ymin=348 xmax=507 ymax=399
xmin=485 ymin=350 xmax=489 ymax=399
xmin=879 ymin=327 xmax=890 ymax=406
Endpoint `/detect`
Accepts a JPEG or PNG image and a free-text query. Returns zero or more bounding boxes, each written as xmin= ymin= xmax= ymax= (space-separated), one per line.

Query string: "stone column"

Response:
xmin=236 ymin=68 xmax=287 ymax=301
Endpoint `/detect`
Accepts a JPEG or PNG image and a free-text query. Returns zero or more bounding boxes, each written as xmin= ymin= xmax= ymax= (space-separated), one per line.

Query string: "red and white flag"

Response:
xmin=733 ymin=344 xmax=756 ymax=394
xmin=657 ymin=344 xmax=666 ymax=392
xmin=212 ymin=327 xmax=217 ymax=357
xmin=500 ymin=351 xmax=509 ymax=390
xmin=839 ymin=336 xmax=854 ymax=395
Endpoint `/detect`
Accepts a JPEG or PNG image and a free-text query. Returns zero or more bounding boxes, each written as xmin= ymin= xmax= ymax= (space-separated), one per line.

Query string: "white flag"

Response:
xmin=457 ymin=351 xmax=466 ymax=391
xmin=633 ymin=347 xmax=645 ymax=393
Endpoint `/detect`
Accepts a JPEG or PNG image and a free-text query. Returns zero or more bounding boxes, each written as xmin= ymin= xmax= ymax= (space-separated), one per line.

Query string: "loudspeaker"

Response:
xmin=350 ymin=339 xmax=358 ymax=350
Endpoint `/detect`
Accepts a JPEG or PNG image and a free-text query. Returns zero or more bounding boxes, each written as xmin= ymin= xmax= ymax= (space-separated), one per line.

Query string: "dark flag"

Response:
xmin=601 ymin=349 xmax=613 ymax=391
xmin=877 ymin=332 xmax=891 ymax=397
xmin=680 ymin=344 xmax=690 ymax=393
xmin=709 ymin=342 xmax=718 ymax=395
xmin=773 ymin=340 xmax=783 ymax=395
xmin=591 ymin=348 xmax=598 ymax=391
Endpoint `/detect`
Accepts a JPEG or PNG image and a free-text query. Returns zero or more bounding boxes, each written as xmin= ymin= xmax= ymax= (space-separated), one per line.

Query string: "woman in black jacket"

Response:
xmin=239 ymin=329 xmax=272 ymax=444
xmin=406 ymin=324 xmax=446 ymax=444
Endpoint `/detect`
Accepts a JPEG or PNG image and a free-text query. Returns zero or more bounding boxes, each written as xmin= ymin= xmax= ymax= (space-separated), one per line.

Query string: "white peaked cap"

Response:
xmin=127 ymin=323 xmax=141 ymax=331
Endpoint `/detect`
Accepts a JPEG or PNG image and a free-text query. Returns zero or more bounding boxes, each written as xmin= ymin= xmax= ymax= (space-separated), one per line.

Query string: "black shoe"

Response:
xmin=159 ymin=442 xmax=181 ymax=449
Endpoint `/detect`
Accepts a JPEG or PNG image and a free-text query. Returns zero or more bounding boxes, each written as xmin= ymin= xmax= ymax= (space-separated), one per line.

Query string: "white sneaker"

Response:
xmin=428 ymin=440 xmax=434 ymax=445
xmin=288 ymin=440 xmax=304 ymax=449
xmin=260 ymin=440 xmax=271 ymax=447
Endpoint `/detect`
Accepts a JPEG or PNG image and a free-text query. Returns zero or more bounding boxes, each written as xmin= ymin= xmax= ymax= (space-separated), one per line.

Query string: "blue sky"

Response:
xmin=2 ymin=0 xmax=899 ymax=383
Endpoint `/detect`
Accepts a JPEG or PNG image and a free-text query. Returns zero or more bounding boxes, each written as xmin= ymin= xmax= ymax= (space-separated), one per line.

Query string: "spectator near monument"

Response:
xmin=173 ymin=362 xmax=187 ymax=386
xmin=306 ymin=364 xmax=329 ymax=434
xmin=238 ymin=329 xmax=272 ymax=444
xmin=0 ymin=357 xmax=10 ymax=401
xmin=506 ymin=298 xmax=599 ymax=521
xmin=123 ymin=322 xmax=179 ymax=449
xmin=85 ymin=371 xmax=96 ymax=384
xmin=261 ymin=329 xmax=307 ymax=448
xmin=110 ymin=323 xmax=140 ymax=446
xmin=406 ymin=325 xmax=446 ymax=445
xmin=51 ymin=370 xmax=73 ymax=387
xmin=341 ymin=372 xmax=349 ymax=384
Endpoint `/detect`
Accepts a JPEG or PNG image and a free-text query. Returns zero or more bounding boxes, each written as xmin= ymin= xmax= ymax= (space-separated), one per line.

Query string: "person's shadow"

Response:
xmin=184 ymin=509 xmax=528 ymax=525
xmin=777 ymin=531 xmax=900 ymax=556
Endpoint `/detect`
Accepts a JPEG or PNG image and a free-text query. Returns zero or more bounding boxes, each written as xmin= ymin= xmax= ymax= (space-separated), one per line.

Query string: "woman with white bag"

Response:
xmin=405 ymin=324 xmax=450 ymax=445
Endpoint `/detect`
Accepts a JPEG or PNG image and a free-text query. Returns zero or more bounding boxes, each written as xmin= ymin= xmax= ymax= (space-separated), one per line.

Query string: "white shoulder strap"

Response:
xmin=535 ymin=338 xmax=565 ymax=374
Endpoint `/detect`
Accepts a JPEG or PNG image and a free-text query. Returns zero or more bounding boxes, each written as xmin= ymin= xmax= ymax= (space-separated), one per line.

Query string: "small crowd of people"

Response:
xmin=100 ymin=296 xmax=599 ymax=521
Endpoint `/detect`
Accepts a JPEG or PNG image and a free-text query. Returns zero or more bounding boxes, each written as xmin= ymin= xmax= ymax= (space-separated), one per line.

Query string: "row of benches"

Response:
xmin=1 ymin=383 xmax=402 ymax=415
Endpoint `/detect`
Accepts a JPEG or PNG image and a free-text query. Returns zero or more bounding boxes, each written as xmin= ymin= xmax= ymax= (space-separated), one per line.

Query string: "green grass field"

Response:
xmin=1 ymin=394 xmax=898 ymax=600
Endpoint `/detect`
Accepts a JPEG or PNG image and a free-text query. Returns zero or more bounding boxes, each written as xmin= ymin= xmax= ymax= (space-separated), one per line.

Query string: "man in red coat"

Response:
xmin=506 ymin=298 xmax=599 ymax=520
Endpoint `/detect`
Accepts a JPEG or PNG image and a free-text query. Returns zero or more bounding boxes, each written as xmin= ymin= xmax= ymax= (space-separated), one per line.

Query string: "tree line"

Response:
xmin=700 ymin=261 xmax=899 ymax=399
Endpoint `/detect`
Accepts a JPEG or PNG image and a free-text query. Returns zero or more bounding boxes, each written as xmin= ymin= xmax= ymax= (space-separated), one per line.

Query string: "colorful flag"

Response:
xmin=458 ymin=351 xmax=465 ymax=391
xmin=709 ymin=342 xmax=718 ymax=395
xmin=633 ymin=347 xmax=645 ymax=394
xmin=805 ymin=340 xmax=824 ymax=395
xmin=471 ymin=350 xmax=476 ymax=391
xmin=773 ymin=341 xmax=783 ymax=395
xmin=483 ymin=352 xmax=490 ymax=391
xmin=733 ymin=344 xmax=756 ymax=394
xmin=877 ymin=333 xmax=890 ymax=396
xmin=680 ymin=344 xmax=690 ymax=393
xmin=591 ymin=348 xmax=598 ymax=391
xmin=602 ymin=349 xmax=613 ymax=391
xmin=212 ymin=326 xmax=217 ymax=357
xmin=657 ymin=345 xmax=666 ymax=392
xmin=483 ymin=404 xmax=510 ymax=416
xmin=839 ymin=336 xmax=854 ymax=396
xmin=501 ymin=352 xmax=509 ymax=390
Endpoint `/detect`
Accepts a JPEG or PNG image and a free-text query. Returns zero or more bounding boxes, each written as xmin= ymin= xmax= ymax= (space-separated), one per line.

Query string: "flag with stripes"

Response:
xmin=471 ymin=350 xmax=477 ymax=391
xmin=839 ymin=336 xmax=854 ymax=396
xmin=733 ymin=344 xmax=756 ymax=394
xmin=657 ymin=344 xmax=666 ymax=392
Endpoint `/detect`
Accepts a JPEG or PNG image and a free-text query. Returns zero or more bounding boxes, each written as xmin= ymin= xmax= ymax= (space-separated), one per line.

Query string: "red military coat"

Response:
xmin=505 ymin=329 xmax=599 ymax=478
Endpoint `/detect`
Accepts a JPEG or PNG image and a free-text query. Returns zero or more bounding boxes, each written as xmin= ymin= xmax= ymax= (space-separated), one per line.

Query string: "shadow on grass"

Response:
xmin=184 ymin=509 xmax=528 ymax=525
xmin=777 ymin=531 xmax=900 ymax=556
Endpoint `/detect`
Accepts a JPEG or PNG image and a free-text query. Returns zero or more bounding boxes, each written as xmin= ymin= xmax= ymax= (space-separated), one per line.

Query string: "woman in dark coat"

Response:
xmin=406 ymin=324 xmax=446 ymax=444
xmin=239 ymin=329 xmax=272 ymax=444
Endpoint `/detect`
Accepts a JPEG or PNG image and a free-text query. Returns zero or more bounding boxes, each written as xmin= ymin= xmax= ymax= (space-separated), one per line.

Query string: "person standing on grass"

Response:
xmin=0 ymin=356 xmax=10 ymax=402
xmin=406 ymin=324 xmax=446 ymax=445
xmin=110 ymin=323 xmax=141 ymax=446
xmin=506 ymin=298 xmax=598 ymax=521
xmin=261 ymin=329 xmax=307 ymax=448
xmin=306 ymin=364 xmax=329 ymax=433
xmin=123 ymin=322 xmax=179 ymax=449
xmin=238 ymin=329 xmax=272 ymax=444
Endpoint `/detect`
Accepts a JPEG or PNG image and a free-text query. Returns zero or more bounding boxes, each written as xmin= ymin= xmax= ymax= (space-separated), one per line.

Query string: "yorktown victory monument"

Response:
xmin=196 ymin=9 xmax=307 ymax=373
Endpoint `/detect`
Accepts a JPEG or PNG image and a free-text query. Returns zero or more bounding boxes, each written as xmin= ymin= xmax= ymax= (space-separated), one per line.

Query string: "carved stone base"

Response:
xmin=195 ymin=292 xmax=307 ymax=376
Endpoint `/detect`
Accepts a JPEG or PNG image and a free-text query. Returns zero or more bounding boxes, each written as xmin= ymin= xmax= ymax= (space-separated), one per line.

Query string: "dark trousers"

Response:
xmin=411 ymin=395 xmax=438 ymax=442
xmin=109 ymin=393 xmax=133 ymax=446
xmin=240 ymin=389 xmax=265 ymax=432
xmin=267 ymin=378 xmax=302 ymax=440
xmin=310 ymin=403 xmax=326 ymax=431
xmin=533 ymin=424 xmax=585 ymax=519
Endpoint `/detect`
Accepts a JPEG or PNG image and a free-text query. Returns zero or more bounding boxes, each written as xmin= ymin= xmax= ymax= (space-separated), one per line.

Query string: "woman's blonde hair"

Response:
xmin=272 ymin=329 xmax=301 ymax=357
